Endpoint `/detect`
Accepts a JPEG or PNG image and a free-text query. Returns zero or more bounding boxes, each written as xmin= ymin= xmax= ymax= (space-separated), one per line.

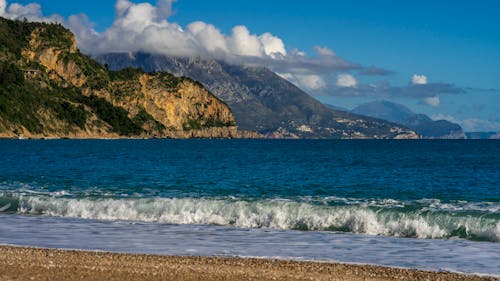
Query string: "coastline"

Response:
xmin=0 ymin=246 xmax=497 ymax=281
xmin=0 ymin=129 xmax=264 ymax=140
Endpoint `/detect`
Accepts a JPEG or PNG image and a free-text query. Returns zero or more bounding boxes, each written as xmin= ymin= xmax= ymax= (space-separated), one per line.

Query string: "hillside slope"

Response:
xmin=97 ymin=53 xmax=418 ymax=139
xmin=0 ymin=18 xmax=241 ymax=139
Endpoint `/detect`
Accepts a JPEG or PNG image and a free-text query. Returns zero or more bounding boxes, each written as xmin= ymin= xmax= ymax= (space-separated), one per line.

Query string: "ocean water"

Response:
xmin=0 ymin=140 xmax=499 ymax=275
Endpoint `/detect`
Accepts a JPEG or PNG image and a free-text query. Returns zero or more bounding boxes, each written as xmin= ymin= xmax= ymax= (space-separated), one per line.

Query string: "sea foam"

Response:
xmin=8 ymin=195 xmax=499 ymax=242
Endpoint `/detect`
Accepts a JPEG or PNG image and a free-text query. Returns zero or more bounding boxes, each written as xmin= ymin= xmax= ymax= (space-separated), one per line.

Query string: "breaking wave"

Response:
xmin=1 ymin=193 xmax=499 ymax=242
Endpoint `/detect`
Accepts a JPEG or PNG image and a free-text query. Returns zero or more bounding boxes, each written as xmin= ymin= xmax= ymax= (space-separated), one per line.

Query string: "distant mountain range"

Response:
xmin=351 ymin=101 xmax=465 ymax=139
xmin=97 ymin=53 xmax=418 ymax=139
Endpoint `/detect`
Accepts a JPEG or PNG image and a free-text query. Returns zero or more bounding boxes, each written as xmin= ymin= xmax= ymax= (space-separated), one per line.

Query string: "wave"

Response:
xmin=1 ymin=194 xmax=498 ymax=242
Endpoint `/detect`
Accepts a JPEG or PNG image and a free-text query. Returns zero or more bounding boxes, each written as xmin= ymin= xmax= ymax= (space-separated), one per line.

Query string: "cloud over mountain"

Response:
xmin=423 ymin=96 xmax=440 ymax=107
xmin=336 ymin=74 xmax=358 ymax=88
xmin=0 ymin=0 xmax=390 ymax=92
xmin=1 ymin=0 xmax=468 ymax=102
xmin=75 ymin=0 xmax=288 ymax=60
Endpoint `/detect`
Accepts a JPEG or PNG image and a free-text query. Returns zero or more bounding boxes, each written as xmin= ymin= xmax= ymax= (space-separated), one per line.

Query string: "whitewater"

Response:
xmin=1 ymin=194 xmax=498 ymax=242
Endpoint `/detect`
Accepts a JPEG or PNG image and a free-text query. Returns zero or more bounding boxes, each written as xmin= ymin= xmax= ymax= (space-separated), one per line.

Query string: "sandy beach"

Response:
xmin=0 ymin=246 xmax=497 ymax=281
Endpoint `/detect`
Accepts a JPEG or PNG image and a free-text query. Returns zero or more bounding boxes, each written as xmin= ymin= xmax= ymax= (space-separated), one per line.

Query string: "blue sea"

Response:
xmin=0 ymin=140 xmax=499 ymax=276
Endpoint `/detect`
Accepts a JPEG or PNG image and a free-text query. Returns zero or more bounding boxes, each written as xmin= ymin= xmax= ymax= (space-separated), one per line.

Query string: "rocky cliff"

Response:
xmin=0 ymin=17 xmax=248 ymax=139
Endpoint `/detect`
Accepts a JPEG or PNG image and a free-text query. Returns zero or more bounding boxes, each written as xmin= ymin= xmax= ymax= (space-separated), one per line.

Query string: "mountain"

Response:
xmin=0 ymin=17 xmax=245 ymax=139
xmin=352 ymin=101 xmax=465 ymax=139
xmin=352 ymin=101 xmax=415 ymax=123
xmin=325 ymin=104 xmax=350 ymax=112
xmin=97 ymin=53 xmax=418 ymax=139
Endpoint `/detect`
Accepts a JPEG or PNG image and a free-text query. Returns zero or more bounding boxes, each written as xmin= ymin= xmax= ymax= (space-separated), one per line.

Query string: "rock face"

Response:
xmin=352 ymin=101 xmax=466 ymax=139
xmin=21 ymin=23 xmax=87 ymax=88
xmin=97 ymin=53 xmax=419 ymax=139
xmin=0 ymin=18 xmax=245 ymax=139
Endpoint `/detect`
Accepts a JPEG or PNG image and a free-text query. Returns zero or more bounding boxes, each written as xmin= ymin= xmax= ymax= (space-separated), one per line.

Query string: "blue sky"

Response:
xmin=5 ymin=0 xmax=500 ymax=131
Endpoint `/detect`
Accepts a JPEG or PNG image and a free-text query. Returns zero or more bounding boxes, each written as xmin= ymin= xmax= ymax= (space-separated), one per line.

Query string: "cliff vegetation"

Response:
xmin=0 ymin=17 xmax=242 ymax=139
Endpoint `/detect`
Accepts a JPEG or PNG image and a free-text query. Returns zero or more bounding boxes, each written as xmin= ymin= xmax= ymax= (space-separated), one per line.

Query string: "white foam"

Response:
xmin=16 ymin=196 xmax=500 ymax=242
xmin=0 ymin=203 xmax=11 ymax=212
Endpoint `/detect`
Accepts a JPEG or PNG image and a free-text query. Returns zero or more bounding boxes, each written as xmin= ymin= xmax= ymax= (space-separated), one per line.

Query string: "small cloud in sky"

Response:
xmin=297 ymin=74 xmax=327 ymax=90
xmin=313 ymin=46 xmax=335 ymax=57
xmin=0 ymin=0 xmax=62 ymax=22
xmin=258 ymin=32 xmax=287 ymax=58
xmin=423 ymin=96 xmax=440 ymax=107
xmin=336 ymin=74 xmax=357 ymax=88
xmin=412 ymin=74 xmax=428 ymax=85
xmin=278 ymin=73 xmax=326 ymax=90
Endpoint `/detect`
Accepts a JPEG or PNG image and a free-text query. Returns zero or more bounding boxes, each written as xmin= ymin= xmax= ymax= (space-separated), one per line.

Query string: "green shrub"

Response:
xmin=132 ymin=108 xmax=166 ymax=131
xmin=0 ymin=84 xmax=43 ymax=132
xmin=76 ymin=95 xmax=143 ymax=136
xmin=37 ymin=23 xmax=73 ymax=50
xmin=51 ymin=101 xmax=87 ymax=129
xmin=183 ymin=119 xmax=203 ymax=131
xmin=0 ymin=18 xmax=35 ymax=58
xmin=109 ymin=67 xmax=143 ymax=81
xmin=0 ymin=62 xmax=24 ymax=85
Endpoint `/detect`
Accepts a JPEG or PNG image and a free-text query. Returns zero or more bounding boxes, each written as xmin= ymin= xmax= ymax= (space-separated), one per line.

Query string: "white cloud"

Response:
xmin=156 ymin=0 xmax=176 ymax=20
xmin=313 ymin=46 xmax=335 ymax=57
xmin=336 ymin=74 xmax=357 ymax=88
xmin=1 ymin=0 xmax=62 ymax=23
xmin=0 ymin=0 xmax=288 ymax=61
xmin=278 ymin=73 xmax=326 ymax=90
xmin=64 ymin=0 xmax=287 ymax=62
xmin=289 ymin=48 xmax=307 ymax=57
xmin=228 ymin=25 xmax=264 ymax=57
xmin=412 ymin=74 xmax=428 ymax=85
xmin=423 ymin=96 xmax=440 ymax=107
xmin=67 ymin=0 xmax=289 ymax=61
xmin=296 ymin=74 xmax=326 ymax=90
xmin=0 ymin=0 xmax=6 ymax=15
xmin=259 ymin=32 xmax=287 ymax=58
xmin=187 ymin=21 xmax=229 ymax=55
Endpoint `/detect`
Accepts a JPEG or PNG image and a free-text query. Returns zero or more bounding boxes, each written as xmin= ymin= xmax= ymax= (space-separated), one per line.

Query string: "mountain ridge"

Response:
xmin=97 ymin=53 xmax=419 ymax=139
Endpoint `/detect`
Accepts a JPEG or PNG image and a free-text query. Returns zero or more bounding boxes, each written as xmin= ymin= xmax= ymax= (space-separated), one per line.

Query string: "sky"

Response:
xmin=1 ymin=0 xmax=499 ymax=131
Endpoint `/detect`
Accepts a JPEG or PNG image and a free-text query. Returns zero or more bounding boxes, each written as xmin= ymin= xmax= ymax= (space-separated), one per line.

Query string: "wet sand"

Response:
xmin=0 ymin=246 xmax=497 ymax=281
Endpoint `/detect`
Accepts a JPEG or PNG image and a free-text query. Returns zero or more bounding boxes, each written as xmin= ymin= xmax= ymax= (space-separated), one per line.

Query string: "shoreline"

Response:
xmin=0 ymin=128 xmax=265 ymax=140
xmin=0 ymin=136 xmax=489 ymax=140
xmin=0 ymin=246 xmax=497 ymax=281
